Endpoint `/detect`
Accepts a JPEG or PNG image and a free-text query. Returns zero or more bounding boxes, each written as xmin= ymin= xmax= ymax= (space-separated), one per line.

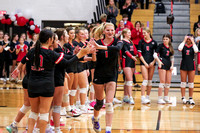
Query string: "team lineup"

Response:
xmin=3 ymin=22 xmax=199 ymax=133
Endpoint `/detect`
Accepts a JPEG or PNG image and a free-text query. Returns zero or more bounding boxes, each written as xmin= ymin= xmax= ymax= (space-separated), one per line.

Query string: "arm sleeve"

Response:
xmin=54 ymin=52 xmax=78 ymax=67
xmin=114 ymin=8 xmax=118 ymax=17
xmin=133 ymin=44 xmax=137 ymax=55
xmin=131 ymin=29 xmax=137 ymax=39
xmin=137 ymin=40 xmax=142 ymax=57
xmin=107 ymin=41 xmax=124 ymax=52
xmin=178 ymin=42 xmax=185 ymax=51
xmin=155 ymin=44 xmax=161 ymax=53
xmin=193 ymin=44 xmax=198 ymax=53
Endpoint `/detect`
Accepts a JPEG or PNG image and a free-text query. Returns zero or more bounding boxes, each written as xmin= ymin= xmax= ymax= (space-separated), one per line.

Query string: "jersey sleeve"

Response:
xmin=137 ymin=40 xmax=142 ymax=57
xmin=107 ymin=40 xmax=124 ymax=52
xmin=154 ymin=41 xmax=158 ymax=52
xmin=155 ymin=44 xmax=162 ymax=54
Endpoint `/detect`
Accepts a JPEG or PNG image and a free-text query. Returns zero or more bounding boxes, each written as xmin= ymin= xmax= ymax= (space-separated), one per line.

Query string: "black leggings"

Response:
xmin=4 ymin=60 xmax=11 ymax=78
xmin=0 ymin=59 xmax=4 ymax=78
xmin=140 ymin=0 xmax=149 ymax=9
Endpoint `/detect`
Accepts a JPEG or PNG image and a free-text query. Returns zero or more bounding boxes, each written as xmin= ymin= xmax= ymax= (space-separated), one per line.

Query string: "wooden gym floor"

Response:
xmin=0 ymin=85 xmax=200 ymax=133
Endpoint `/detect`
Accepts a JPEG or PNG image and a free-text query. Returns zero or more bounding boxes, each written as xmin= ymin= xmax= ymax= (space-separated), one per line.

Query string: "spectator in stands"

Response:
xmin=29 ymin=33 xmax=38 ymax=49
xmin=115 ymin=20 xmax=125 ymax=40
xmin=10 ymin=34 xmax=19 ymax=82
xmin=105 ymin=0 xmax=119 ymax=28
xmin=105 ymin=0 xmax=117 ymax=5
xmin=131 ymin=21 xmax=144 ymax=49
xmin=98 ymin=14 xmax=108 ymax=24
xmin=119 ymin=14 xmax=134 ymax=32
xmin=140 ymin=0 xmax=149 ymax=9
xmin=120 ymin=0 xmax=138 ymax=21
xmin=20 ymin=33 xmax=29 ymax=47
xmin=193 ymin=15 xmax=200 ymax=33
xmin=0 ymin=30 xmax=4 ymax=42
xmin=2 ymin=33 xmax=12 ymax=83
xmin=16 ymin=37 xmax=28 ymax=84
xmin=195 ymin=28 xmax=200 ymax=44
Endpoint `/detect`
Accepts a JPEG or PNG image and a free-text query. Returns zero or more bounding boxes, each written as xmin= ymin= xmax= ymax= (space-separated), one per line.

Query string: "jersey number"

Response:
xmin=166 ymin=51 xmax=169 ymax=56
xmin=146 ymin=46 xmax=149 ymax=51
xmin=105 ymin=51 xmax=108 ymax=58
xmin=130 ymin=46 xmax=133 ymax=51
xmin=186 ymin=50 xmax=190 ymax=55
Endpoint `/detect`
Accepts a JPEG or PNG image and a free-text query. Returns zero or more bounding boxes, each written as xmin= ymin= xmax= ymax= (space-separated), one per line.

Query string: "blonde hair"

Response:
xmin=195 ymin=28 xmax=200 ymax=37
xmin=94 ymin=23 xmax=115 ymax=39
xmin=143 ymin=27 xmax=153 ymax=39
xmin=106 ymin=0 xmax=117 ymax=11
xmin=122 ymin=28 xmax=130 ymax=38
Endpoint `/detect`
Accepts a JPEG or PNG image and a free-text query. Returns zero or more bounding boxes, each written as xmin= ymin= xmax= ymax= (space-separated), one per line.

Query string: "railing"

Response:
xmin=170 ymin=0 xmax=173 ymax=41
xmin=91 ymin=0 xmax=106 ymax=23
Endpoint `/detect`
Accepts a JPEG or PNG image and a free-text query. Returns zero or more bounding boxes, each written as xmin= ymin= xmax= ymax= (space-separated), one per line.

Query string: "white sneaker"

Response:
xmin=158 ymin=99 xmax=166 ymax=104
xmin=129 ymin=97 xmax=135 ymax=105
xmin=141 ymin=98 xmax=150 ymax=104
xmin=164 ymin=96 xmax=172 ymax=104
xmin=182 ymin=98 xmax=188 ymax=104
xmin=79 ymin=106 xmax=93 ymax=114
xmin=113 ymin=98 xmax=122 ymax=104
xmin=60 ymin=108 xmax=66 ymax=116
xmin=189 ymin=99 xmax=195 ymax=105
xmin=86 ymin=103 xmax=94 ymax=110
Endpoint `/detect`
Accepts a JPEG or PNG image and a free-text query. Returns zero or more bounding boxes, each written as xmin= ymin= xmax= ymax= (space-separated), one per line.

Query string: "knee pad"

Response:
xmin=79 ymin=88 xmax=87 ymax=94
xmin=188 ymin=83 xmax=194 ymax=88
xmin=159 ymin=83 xmax=165 ymax=88
xmin=29 ymin=111 xmax=38 ymax=121
xmin=94 ymin=99 xmax=104 ymax=111
xmin=180 ymin=82 xmax=186 ymax=88
xmin=70 ymin=90 xmax=77 ymax=96
xmin=105 ymin=103 xmax=113 ymax=114
xmin=90 ymin=84 xmax=95 ymax=93
xmin=165 ymin=83 xmax=170 ymax=89
xmin=20 ymin=105 xmax=31 ymax=114
xmin=53 ymin=106 xmax=61 ymax=114
xmin=39 ymin=113 xmax=49 ymax=122
xmin=148 ymin=80 xmax=152 ymax=86
xmin=63 ymin=93 xmax=69 ymax=103
xmin=125 ymin=81 xmax=133 ymax=86
xmin=142 ymin=80 xmax=148 ymax=86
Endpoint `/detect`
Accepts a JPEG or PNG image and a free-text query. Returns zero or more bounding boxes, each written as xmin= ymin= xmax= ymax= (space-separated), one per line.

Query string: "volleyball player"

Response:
xmin=178 ymin=34 xmax=198 ymax=105
xmin=137 ymin=27 xmax=157 ymax=104
xmin=153 ymin=34 xmax=174 ymax=104
xmin=91 ymin=23 xmax=123 ymax=133
xmin=121 ymin=28 xmax=137 ymax=105
xmin=12 ymin=29 xmax=90 ymax=133
xmin=63 ymin=27 xmax=82 ymax=117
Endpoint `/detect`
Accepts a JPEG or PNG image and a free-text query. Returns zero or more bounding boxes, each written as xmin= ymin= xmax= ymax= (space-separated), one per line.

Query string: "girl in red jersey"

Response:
xmin=121 ymin=28 xmax=137 ymax=104
xmin=137 ymin=27 xmax=157 ymax=104
xmin=16 ymin=37 xmax=28 ymax=83
xmin=178 ymin=34 xmax=198 ymax=105
xmin=154 ymin=34 xmax=174 ymax=104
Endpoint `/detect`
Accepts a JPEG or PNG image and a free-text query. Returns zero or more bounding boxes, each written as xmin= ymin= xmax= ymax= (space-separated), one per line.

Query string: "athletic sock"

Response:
xmin=12 ymin=121 xmax=18 ymax=127
xmin=106 ymin=126 xmax=111 ymax=131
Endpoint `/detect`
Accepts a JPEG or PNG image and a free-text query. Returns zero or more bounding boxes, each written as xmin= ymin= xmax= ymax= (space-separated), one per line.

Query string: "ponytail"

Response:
xmin=94 ymin=22 xmax=114 ymax=39
xmin=34 ymin=40 xmax=41 ymax=69
xmin=143 ymin=27 xmax=153 ymax=39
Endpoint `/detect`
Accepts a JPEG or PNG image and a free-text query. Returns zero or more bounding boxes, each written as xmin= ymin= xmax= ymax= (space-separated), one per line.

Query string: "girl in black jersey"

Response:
xmin=178 ymin=34 xmax=198 ymax=105
xmin=137 ymin=27 xmax=157 ymax=104
xmin=121 ymin=28 xmax=137 ymax=105
xmin=10 ymin=34 xmax=19 ymax=82
xmin=74 ymin=28 xmax=93 ymax=113
xmin=64 ymin=27 xmax=81 ymax=117
xmin=12 ymin=29 xmax=90 ymax=133
xmin=154 ymin=34 xmax=174 ymax=104
xmin=91 ymin=23 xmax=123 ymax=133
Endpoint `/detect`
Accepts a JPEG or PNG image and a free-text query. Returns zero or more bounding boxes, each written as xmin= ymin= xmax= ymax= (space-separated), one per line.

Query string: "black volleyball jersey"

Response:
xmin=156 ymin=43 xmax=173 ymax=66
xmin=181 ymin=44 xmax=195 ymax=65
xmin=22 ymin=47 xmax=78 ymax=93
xmin=138 ymin=39 xmax=157 ymax=64
xmin=94 ymin=38 xmax=123 ymax=78
xmin=64 ymin=42 xmax=75 ymax=55
xmin=121 ymin=40 xmax=137 ymax=58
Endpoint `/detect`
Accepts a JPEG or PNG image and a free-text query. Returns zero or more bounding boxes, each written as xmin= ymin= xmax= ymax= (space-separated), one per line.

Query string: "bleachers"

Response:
xmin=190 ymin=1 xmax=200 ymax=34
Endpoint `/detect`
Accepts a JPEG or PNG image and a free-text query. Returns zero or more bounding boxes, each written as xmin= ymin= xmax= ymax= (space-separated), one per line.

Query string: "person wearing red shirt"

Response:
xmin=115 ymin=20 xmax=125 ymax=40
xmin=16 ymin=37 xmax=28 ymax=83
xmin=118 ymin=14 xmax=134 ymax=32
xmin=131 ymin=21 xmax=144 ymax=49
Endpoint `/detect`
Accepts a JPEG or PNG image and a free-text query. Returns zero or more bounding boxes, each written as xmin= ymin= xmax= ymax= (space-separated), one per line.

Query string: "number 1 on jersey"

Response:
xmin=40 ymin=55 xmax=44 ymax=67
xmin=105 ymin=51 xmax=108 ymax=58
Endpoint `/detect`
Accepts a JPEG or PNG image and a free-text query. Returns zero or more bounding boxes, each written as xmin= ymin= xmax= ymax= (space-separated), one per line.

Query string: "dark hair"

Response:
xmin=163 ymin=34 xmax=174 ymax=55
xmin=34 ymin=29 xmax=53 ymax=69
xmin=134 ymin=21 xmax=142 ymax=28
xmin=66 ymin=27 xmax=74 ymax=33
xmin=20 ymin=33 xmax=26 ymax=39
xmin=11 ymin=34 xmax=18 ymax=41
xmin=186 ymin=34 xmax=194 ymax=37
xmin=75 ymin=27 xmax=85 ymax=39
xmin=55 ymin=28 xmax=65 ymax=41
xmin=122 ymin=14 xmax=128 ymax=18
